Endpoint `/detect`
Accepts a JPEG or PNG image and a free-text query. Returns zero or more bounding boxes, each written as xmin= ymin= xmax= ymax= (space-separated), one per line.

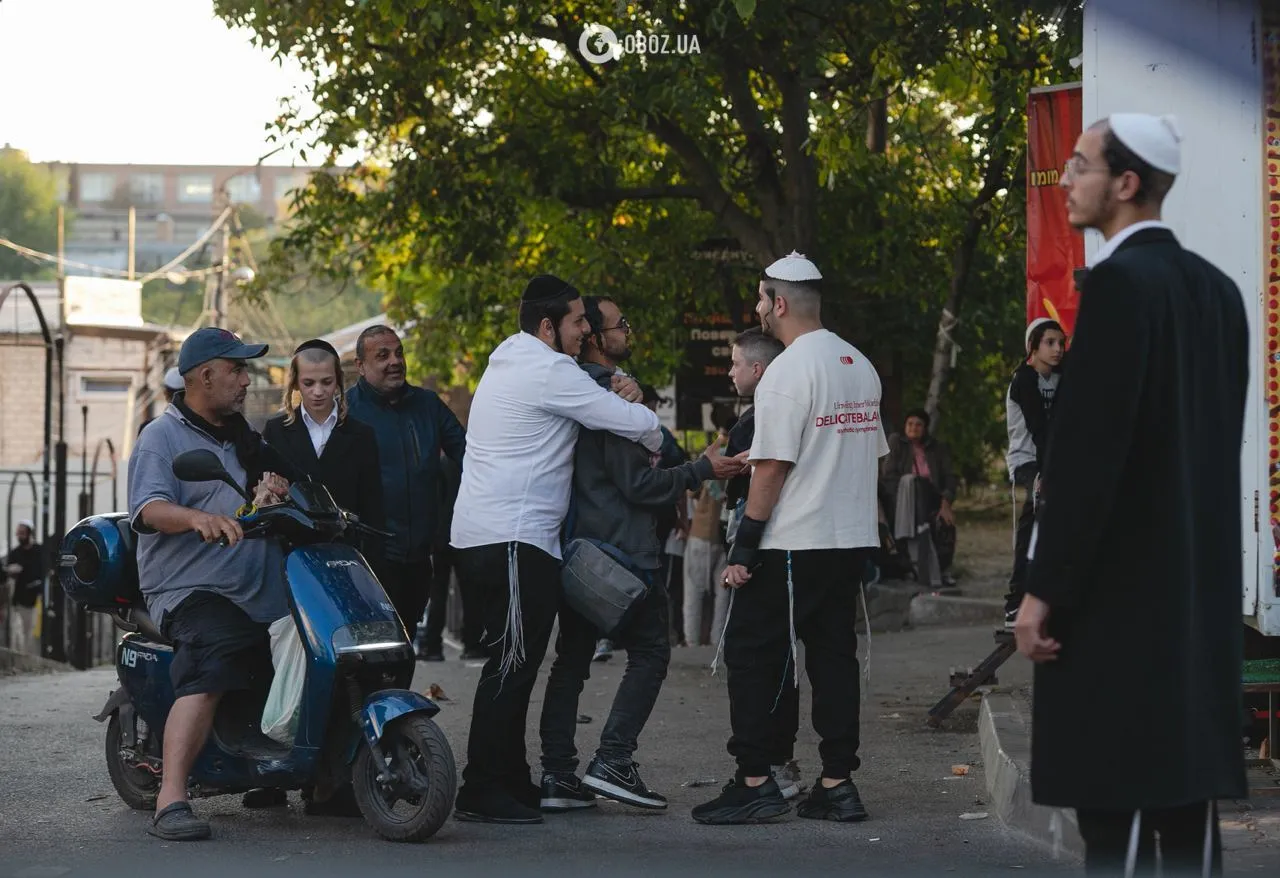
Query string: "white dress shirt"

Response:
xmin=1087 ymin=220 xmax=1171 ymax=267
xmin=301 ymin=404 xmax=338 ymax=457
xmin=450 ymin=332 xmax=662 ymax=559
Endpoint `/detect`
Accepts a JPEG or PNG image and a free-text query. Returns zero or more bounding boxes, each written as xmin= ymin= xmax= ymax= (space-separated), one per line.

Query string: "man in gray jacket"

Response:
xmin=537 ymin=296 xmax=747 ymax=812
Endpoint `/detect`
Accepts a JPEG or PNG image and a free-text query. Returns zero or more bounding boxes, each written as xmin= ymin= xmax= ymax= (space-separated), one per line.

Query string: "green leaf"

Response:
xmin=734 ymin=0 xmax=757 ymax=21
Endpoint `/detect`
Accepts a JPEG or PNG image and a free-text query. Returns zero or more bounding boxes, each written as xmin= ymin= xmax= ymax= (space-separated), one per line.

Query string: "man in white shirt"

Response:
xmin=451 ymin=274 xmax=663 ymax=825
xmin=692 ymin=252 xmax=888 ymax=826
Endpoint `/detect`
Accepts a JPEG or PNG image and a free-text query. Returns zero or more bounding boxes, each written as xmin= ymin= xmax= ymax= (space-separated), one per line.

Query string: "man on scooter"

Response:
xmin=127 ymin=327 xmax=290 ymax=841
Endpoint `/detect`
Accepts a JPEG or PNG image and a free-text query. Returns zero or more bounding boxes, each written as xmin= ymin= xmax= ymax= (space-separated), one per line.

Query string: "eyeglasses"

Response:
xmin=1062 ymin=156 xmax=1110 ymax=180
xmin=601 ymin=317 xmax=631 ymax=335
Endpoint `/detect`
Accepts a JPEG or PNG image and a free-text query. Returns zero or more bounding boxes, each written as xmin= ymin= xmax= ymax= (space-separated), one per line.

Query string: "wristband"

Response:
xmin=727 ymin=514 xmax=767 ymax=569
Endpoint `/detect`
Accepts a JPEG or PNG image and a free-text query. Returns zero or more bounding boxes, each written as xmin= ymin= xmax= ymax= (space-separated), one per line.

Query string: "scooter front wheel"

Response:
xmin=105 ymin=713 xmax=159 ymax=810
xmin=352 ymin=714 xmax=457 ymax=842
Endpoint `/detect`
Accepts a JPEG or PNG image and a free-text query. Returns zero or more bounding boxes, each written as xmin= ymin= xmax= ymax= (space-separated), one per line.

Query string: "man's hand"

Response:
xmin=188 ymin=510 xmax=244 ymax=547
xmin=937 ymin=498 xmax=956 ymax=528
xmin=721 ymin=563 xmax=752 ymax=589
xmin=1013 ymin=593 xmax=1061 ymax=663
xmin=253 ymin=471 xmax=289 ymax=507
xmin=611 ymin=374 xmax=643 ymax=403
xmin=703 ymin=434 xmax=750 ymax=480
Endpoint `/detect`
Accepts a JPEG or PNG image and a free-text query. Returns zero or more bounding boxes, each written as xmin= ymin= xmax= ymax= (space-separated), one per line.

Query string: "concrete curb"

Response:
xmin=0 ymin=647 xmax=67 ymax=676
xmin=909 ymin=594 xmax=1004 ymax=627
xmin=858 ymin=582 xmax=926 ymax=632
xmin=979 ymin=691 xmax=1084 ymax=858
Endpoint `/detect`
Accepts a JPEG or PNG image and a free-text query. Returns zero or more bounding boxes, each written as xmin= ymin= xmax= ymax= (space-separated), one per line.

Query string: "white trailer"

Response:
xmin=1083 ymin=0 xmax=1280 ymax=635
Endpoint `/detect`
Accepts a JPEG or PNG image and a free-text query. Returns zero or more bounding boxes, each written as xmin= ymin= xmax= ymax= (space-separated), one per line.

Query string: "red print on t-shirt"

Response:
xmin=839 ymin=356 xmax=854 ymax=365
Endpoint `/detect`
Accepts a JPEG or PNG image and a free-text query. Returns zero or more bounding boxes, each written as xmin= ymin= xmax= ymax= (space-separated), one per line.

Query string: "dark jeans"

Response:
xmin=455 ymin=542 xmax=561 ymax=795
xmin=1076 ymin=802 xmax=1222 ymax=877
xmin=374 ymin=556 xmax=433 ymax=638
xmin=1006 ymin=484 xmax=1036 ymax=608
xmin=725 ymin=548 xmax=868 ymax=779
xmin=660 ymin=553 xmax=684 ymax=646
xmin=540 ymin=577 xmax=670 ymax=774
xmin=420 ymin=546 xmax=453 ymax=653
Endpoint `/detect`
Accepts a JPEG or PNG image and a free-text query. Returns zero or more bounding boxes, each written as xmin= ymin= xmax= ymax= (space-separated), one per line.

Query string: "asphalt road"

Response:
xmin=0 ymin=625 xmax=1095 ymax=878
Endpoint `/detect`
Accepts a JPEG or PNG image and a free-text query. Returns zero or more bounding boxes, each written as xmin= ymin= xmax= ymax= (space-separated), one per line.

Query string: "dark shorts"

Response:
xmin=160 ymin=591 xmax=273 ymax=699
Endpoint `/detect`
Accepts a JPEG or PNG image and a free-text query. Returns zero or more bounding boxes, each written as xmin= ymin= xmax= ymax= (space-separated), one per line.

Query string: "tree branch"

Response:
xmin=560 ymin=185 xmax=703 ymax=208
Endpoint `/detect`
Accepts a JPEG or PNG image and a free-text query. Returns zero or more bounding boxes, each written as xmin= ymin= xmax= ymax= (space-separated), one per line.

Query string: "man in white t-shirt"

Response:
xmin=692 ymin=252 xmax=888 ymax=826
xmin=450 ymin=274 xmax=663 ymax=826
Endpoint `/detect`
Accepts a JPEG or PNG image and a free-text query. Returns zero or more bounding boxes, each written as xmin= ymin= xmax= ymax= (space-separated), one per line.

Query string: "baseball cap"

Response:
xmin=162 ymin=367 xmax=184 ymax=392
xmin=178 ymin=327 xmax=269 ymax=375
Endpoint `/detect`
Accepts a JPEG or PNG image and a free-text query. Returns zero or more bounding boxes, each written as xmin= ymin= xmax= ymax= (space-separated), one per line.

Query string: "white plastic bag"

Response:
xmin=261 ymin=615 xmax=305 ymax=744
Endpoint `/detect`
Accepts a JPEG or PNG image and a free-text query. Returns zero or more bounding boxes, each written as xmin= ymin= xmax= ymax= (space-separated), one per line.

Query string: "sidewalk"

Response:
xmin=978 ymin=687 xmax=1280 ymax=872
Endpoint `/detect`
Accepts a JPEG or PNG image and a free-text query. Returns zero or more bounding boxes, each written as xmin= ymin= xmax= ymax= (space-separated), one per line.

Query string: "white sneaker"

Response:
xmin=771 ymin=760 xmax=807 ymax=800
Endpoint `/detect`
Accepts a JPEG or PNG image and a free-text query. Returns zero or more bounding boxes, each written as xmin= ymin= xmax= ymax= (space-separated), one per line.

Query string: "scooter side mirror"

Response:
xmin=172 ymin=449 xmax=252 ymax=502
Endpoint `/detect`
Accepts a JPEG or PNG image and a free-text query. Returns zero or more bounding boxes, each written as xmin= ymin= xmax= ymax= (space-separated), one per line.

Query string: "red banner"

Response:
xmin=1026 ymin=84 xmax=1084 ymax=337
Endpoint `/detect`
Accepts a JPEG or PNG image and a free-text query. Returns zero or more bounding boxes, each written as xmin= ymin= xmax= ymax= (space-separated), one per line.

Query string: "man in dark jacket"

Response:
xmin=346 ymin=325 xmax=466 ymax=644
xmin=537 ymin=297 xmax=747 ymax=812
xmin=4 ymin=520 xmax=44 ymax=654
xmin=1017 ymin=113 xmax=1248 ymax=875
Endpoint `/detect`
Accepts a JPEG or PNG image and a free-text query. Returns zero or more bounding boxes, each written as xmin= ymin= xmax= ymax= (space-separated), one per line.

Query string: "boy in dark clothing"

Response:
xmin=538 ymin=297 xmax=747 ymax=812
xmin=1003 ymin=317 xmax=1065 ymax=624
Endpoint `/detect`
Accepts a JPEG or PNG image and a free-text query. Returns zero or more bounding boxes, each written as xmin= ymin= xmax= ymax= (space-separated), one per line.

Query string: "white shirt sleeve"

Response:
xmin=877 ymin=417 xmax=890 ymax=457
xmin=750 ymin=386 xmax=807 ymax=464
xmin=540 ymin=357 xmax=662 ymax=452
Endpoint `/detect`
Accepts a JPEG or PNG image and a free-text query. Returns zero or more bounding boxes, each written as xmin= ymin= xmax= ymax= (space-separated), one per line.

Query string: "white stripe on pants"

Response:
xmin=683 ymin=536 xmax=729 ymax=646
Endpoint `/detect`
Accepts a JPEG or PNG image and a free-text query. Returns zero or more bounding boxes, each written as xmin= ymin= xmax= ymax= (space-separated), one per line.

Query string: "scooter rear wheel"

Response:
xmin=352 ymin=714 xmax=456 ymax=842
xmin=105 ymin=713 xmax=159 ymax=810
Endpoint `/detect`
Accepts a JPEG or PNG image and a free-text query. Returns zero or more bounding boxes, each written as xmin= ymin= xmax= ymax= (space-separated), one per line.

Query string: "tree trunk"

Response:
xmin=924 ymin=167 xmax=1008 ymax=433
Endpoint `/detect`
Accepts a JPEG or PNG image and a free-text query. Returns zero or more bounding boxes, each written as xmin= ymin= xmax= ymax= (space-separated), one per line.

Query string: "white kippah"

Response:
xmin=1108 ymin=113 xmax=1181 ymax=175
xmin=1025 ymin=317 xmax=1053 ymax=353
xmin=163 ymin=367 xmax=183 ymax=392
xmin=763 ymin=250 xmax=822 ymax=282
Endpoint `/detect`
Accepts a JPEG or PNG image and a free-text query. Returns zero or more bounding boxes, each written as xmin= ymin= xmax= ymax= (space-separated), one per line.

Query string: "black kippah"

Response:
xmin=293 ymin=338 xmax=340 ymax=359
xmin=522 ymin=274 xmax=580 ymax=304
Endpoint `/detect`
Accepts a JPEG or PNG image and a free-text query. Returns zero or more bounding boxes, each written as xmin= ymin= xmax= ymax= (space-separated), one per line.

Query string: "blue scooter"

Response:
xmin=58 ymin=448 xmax=456 ymax=842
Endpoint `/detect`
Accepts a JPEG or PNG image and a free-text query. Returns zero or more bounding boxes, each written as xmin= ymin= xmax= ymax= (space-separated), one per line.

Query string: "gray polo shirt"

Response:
xmin=128 ymin=406 xmax=287 ymax=625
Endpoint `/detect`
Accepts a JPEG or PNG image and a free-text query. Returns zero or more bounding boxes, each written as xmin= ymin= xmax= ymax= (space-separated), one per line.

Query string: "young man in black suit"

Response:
xmin=1015 ymin=114 xmax=1249 ymax=875
xmin=262 ymin=340 xmax=385 ymax=540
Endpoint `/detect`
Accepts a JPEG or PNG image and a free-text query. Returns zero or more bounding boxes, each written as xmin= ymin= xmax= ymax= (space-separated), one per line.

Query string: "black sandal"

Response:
xmin=148 ymin=801 xmax=211 ymax=841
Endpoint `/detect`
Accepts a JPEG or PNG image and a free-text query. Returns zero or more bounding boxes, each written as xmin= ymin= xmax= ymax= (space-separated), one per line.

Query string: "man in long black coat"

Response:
xmin=1016 ymin=113 xmax=1249 ymax=876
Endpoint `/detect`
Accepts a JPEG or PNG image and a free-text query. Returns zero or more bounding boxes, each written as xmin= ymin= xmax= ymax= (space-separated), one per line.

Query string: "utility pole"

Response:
xmin=127 ymin=206 xmax=136 ymax=280
xmin=202 ymin=189 xmax=231 ymax=327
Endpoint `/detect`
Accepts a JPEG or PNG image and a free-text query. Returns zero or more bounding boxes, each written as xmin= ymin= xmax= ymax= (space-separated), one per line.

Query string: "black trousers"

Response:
xmin=420 ymin=546 xmax=454 ymax=652
xmin=455 ymin=542 xmax=561 ymax=795
xmin=540 ymin=577 xmax=670 ymax=774
xmin=374 ymin=556 xmax=433 ymax=638
xmin=724 ymin=548 xmax=868 ymax=779
xmin=1076 ymin=802 xmax=1222 ymax=877
xmin=1006 ymin=484 xmax=1036 ymax=608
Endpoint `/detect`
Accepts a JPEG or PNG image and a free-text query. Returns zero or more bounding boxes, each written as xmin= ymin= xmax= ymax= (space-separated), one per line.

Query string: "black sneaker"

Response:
xmin=592 ymin=640 xmax=614 ymax=662
xmin=691 ymin=777 xmax=791 ymax=825
xmin=1003 ymin=605 xmax=1018 ymax=629
xmin=797 ymin=779 xmax=869 ymax=822
xmin=454 ymin=787 xmax=544 ymax=824
xmin=540 ymin=772 xmax=598 ymax=812
xmin=417 ymin=650 xmax=445 ymax=662
xmin=582 ymin=758 xmax=667 ymax=810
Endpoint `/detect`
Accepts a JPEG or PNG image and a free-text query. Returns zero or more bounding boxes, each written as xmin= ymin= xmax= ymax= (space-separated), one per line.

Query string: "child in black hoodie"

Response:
xmin=1004 ymin=317 xmax=1065 ymax=624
